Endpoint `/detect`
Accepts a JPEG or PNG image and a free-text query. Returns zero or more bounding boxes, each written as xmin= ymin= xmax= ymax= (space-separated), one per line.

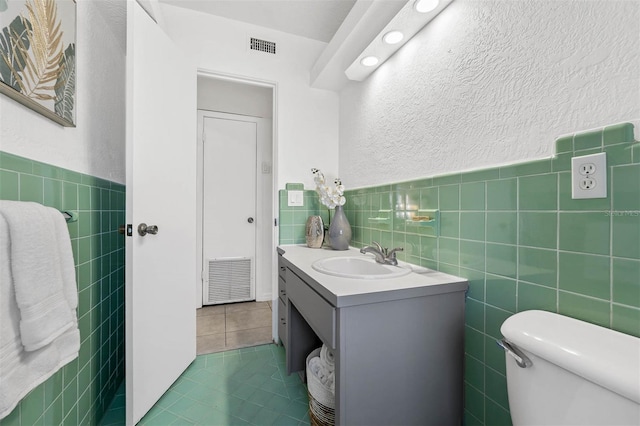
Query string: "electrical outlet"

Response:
xmin=571 ymin=152 xmax=607 ymax=199
xmin=579 ymin=177 xmax=596 ymax=190
xmin=579 ymin=163 xmax=597 ymax=176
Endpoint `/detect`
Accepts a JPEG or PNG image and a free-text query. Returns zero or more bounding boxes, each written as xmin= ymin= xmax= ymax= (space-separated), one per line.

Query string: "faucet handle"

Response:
xmin=371 ymin=241 xmax=388 ymax=256
xmin=387 ymin=247 xmax=404 ymax=258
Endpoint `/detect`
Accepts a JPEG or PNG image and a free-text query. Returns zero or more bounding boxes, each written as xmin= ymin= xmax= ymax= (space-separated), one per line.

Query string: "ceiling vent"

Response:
xmin=250 ymin=37 xmax=277 ymax=55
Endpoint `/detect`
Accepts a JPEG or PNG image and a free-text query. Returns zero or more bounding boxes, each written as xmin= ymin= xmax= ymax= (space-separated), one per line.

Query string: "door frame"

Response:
xmin=194 ymin=70 xmax=279 ymax=341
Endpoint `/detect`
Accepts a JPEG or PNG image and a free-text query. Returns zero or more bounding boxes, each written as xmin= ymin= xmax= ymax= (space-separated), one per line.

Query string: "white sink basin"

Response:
xmin=311 ymin=256 xmax=412 ymax=279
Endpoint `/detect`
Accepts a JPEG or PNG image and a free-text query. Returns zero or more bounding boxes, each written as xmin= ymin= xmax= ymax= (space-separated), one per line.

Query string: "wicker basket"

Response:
xmin=306 ymin=348 xmax=335 ymax=426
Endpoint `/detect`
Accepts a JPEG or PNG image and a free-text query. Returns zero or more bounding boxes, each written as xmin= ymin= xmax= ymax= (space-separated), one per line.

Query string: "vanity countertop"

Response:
xmin=278 ymin=245 xmax=468 ymax=308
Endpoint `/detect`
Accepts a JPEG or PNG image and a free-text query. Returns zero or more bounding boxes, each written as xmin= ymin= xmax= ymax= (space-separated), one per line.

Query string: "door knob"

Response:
xmin=247 ymin=217 xmax=254 ymax=223
xmin=138 ymin=223 xmax=158 ymax=236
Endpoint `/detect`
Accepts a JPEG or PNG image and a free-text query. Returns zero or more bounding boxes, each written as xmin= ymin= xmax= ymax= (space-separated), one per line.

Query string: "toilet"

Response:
xmin=499 ymin=310 xmax=640 ymax=425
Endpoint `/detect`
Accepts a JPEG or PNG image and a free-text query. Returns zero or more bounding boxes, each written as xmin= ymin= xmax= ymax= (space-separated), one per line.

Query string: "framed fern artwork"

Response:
xmin=0 ymin=0 xmax=76 ymax=127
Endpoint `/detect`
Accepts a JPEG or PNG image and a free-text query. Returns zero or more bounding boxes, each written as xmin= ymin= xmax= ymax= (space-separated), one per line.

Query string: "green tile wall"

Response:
xmin=278 ymin=189 xmax=331 ymax=245
xmin=279 ymin=122 xmax=640 ymax=425
xmin=0 ymin=151 xmax=126 ymax=426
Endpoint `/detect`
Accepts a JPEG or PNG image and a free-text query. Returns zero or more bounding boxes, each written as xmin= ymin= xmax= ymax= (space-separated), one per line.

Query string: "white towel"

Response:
xmin=309 ymin=357 xmax=335 ymax=392
xmin=0 ymin=201 xmax=77 ymax=351
xmin=309 ymin=344 xmax=336 ymax=393
xmin=0 ymin=203 xmax=80 ymax=420
xmin=320 ymin=344 xmax=335 ymax=370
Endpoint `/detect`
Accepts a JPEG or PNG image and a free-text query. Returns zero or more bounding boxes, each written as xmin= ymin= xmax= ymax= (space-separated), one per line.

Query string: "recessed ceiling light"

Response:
xmin=414 ymin=0 xmax=439 ymax=13
xmin=361 ymin=56 xmax=379 ymax=67
xmin=346 ymin=0 xmax=454 ymax=81
xmin=383 ymin=31 xmax=404 ymax=45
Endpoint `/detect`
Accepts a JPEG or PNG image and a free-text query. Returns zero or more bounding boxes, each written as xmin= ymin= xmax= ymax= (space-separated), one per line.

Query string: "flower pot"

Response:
xmin=327 ymin=205 xmax=351 ymax=250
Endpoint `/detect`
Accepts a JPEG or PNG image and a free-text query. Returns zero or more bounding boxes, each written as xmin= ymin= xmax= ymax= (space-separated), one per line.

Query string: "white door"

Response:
xmin=202 ymin=115 xmax=257 ymax=304
xmin=125 ymin=2 xmax=197 ymax=424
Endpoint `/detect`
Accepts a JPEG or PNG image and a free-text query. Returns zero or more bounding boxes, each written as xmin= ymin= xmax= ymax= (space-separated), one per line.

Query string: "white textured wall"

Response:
xmin=339 ymin=0 xmax=640 ymax=189
xmin=161 ymin=4 xmax=340 ymax=190
xmin=0 ymin=0 xmax=127 ymax=184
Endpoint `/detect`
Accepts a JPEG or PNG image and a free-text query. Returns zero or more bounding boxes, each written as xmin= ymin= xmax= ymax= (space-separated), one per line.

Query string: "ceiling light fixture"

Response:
xmin=383 ymin=30 xmax=404 ymax=45
xmin=345 ymin=0 xmax=454 ymax=81
xmin=414 ymin=0 xmax=440 ymax=13
xmin=360 ymin=56 xmax=380 ymax=67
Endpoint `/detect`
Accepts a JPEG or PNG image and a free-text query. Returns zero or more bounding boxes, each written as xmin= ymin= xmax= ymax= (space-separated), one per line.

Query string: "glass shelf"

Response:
xmin=368 ymin=209 xmax=392 ymax=225
xmin=405 ymin=209 xmax=439 ymax=235
xmin=368 ymin=217 xmax=390 ymax=222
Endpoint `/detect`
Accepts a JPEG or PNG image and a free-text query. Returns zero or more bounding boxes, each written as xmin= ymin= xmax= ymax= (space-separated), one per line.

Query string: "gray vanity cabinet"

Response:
xmin=278 ymin=250 xmax=467 ymax=425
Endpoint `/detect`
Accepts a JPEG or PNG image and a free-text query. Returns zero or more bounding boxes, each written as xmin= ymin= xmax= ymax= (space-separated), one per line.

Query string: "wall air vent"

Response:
xmin=204 ymin=257 xmax=253 ymax=305
xmin=250 ymin=37 xmax=277 ymax=54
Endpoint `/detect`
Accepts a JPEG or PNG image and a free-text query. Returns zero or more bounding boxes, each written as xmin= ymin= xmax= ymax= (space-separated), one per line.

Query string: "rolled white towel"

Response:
xmin=309 ymin=357 xmax=334 ymax=389
xmin=309 ymin=357 xmax=326 ymax=378
xmin=325 ymin=373 xmax=335 ymax=391
xmin=320 ymin=344 xmax=335 ymax=370
xmin=309 ymin=357 xmax=322 ymax=378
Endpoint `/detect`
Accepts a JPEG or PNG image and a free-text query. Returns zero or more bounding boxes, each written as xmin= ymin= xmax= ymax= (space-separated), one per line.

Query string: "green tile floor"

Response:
xmin=101 ymin=345 xmax=310 ymax=426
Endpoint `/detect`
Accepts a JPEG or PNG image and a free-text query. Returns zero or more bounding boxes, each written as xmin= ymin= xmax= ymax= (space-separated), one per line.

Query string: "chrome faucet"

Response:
xmin=360 ymin=242 xmax=386 ymax=264
xmin=360 ymin=241 xmax=404 ymax=266
xmin=385 ymin=247 xmax=404 ymax=266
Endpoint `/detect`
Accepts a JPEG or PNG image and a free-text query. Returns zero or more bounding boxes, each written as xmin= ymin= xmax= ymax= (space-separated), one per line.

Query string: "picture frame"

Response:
xmin=0 ymin=0 xmax=76 ymax=127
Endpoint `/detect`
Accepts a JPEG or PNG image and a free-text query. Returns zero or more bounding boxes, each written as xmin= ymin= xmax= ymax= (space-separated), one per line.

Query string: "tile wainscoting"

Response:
xmin=0 ymin=151 xmax=126 ymax=426
xmin=278 ymin=122 xmax=640 ymax=425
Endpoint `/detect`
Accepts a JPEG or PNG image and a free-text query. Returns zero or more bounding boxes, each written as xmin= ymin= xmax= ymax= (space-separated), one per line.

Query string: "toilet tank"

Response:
xmin=500 ymin=310 xmax=640 ymax=425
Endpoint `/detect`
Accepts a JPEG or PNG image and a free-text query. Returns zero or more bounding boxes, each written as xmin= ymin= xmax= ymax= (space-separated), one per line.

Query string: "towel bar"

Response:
xmin=61 ymin=210 xmax=78 ymax=223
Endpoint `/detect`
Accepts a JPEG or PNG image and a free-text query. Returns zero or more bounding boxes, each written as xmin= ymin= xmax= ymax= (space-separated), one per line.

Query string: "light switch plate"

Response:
xmin=261 ymin=161 xmax=272 ymax=174
xmin=287 ymin=190 xmax=304 ymax=207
